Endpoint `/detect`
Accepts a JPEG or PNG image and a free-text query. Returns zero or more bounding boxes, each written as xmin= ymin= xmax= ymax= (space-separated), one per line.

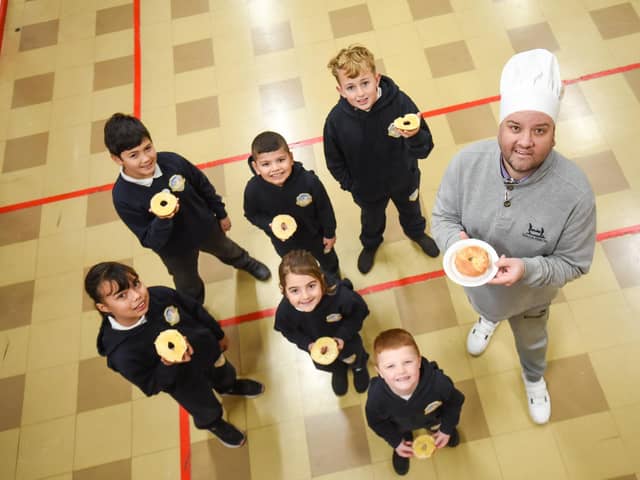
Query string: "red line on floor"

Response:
xmin=1 ymin=63 xmax=639 ymax=214
xmin=179 ymin=407 xmax=191 ymax=480
xmin=0 ymin=0 xmax=9 ymax=55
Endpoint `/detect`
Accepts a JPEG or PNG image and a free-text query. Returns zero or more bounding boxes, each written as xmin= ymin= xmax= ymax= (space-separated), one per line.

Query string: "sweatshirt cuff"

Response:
xmin=521 ymin=257 xmax=539 ymax=286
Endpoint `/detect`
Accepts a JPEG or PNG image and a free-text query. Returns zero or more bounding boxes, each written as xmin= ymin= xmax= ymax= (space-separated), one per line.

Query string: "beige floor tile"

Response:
xmin=132 ymin=395 xmax=179 ymax=456
xmin=82 ymin=221 xmax=135 ymax=267
xmin=569 ymin=291 xmax=640 ymax=351
xmin=0 ymin=428 xmax=20 ymax=480
xmin=0 ymin=327 xmax=30 ymax=379
xmin=562 ymin=244 xmax=620 ymax=301
xmin=590 ymin=340 xmax=640 ymax=408
xmin=31 ymin=270 xmax=83 ymax=324
xmin=455 ymin=378 xmax=491 ymax=442
xmin=475 ymin=369 xmax=533 ymax=435
xmin=79 ymin=311 xmax=102 ymax=360
xmin=414 ymin=327 xmax=472 ymax=382
xmin=0 ymin=239 xmax=38 ymax=287
xmin=545 ymin=302 xmax=587 ymax=361
xmin=493 ymin=427 xmax=568 ymax=480
xmin=74 ymin=403 xmax=132 ymax=470
xmin=16 ymin=415 xmax=76 ymax=480
xmin=432 ymin=437 xmax=502 ymax=479
xmin=394 ymin=278 xmax=458 ymax=335
xmin=27 ymin=316 xmax=81 ymax=370
xmin=238 ymin=316 xmax=296 ymax=374
xmin=74 ymin=458 xmax=131 ymax=480
xmin=552 ymin=411 xmax=633 ymax=480
xmin=36 ymin=230 xmax=85 ymax=277
xmin=248 ymin=417 xmax=311 ymax=480
xmin=601 ymin=234 xmax=640 ymax=288
xmin=468 ymin=321 xmax=521 ymax=378
xmin=21 ymin=363 xmax=78 ymax=425
xmin=414 ymin=14 xmax=464 ymax=48
xmin=611 ymin=402 xmax=640 ymax=474
xmin=40 ymin=197 xmax=88 ymax=237
xmin=131 ymin=448 xmax=179 ymax=480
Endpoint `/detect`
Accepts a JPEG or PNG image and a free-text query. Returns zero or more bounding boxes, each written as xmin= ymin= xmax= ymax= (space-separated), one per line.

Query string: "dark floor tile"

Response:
xmin=3 ymin=132 xmax=49 ymax=173
xmin=425 ymin=40 xmax=475 ymax=78
xmin=73 ymin=458 xmax=131 ymax=480
xmin=395 ymin=278 xmax=458 ymax=335
xmin=96 ymin=4 xmax=133 ymax=35
xmin=590 ymin=3 xmax=640 ymax=40
xmin=455 ymin=378 xmax=491 ymax=442
xmin=547 ymin=353 xmax=609 ymax=422
xmin=0 ymin=206 xmax=42 ymax=245
xmin=259 ymin=78 xmax=305 ymax=113
xmin=176 ymin=96 xmax=219 ymax=135
xmin=91 ymin=119 xmax=108 ymax=154
xmin=171 ymin=0 xmax=209 ymax=19
xmin=574 ymin=150 xmax=629 ymax=196
xmin=407 ymin=0 xmax=452 ymax=19
xmin=86 ymin=190 xmax=119 ymax=227
xmin=190 ymin=437 xmax=251 ymax=480
xmin=328 ymin=4 xmax=373 ymax=38
xmin=0 ymin=375 xmax=25 ymax=431
xmin=93 ymin=56 xmax=134 ymax=91
xmin=12 ymin=73 xmax=55 ymax=108
xmin=507 ymin=21 xmax=559 ymax=53
xmin=77 ymin=357 xmax=132 ymax=413
xmin=446 ymin=105 xmax=497 ymax=144
xmin=624 ymin=69 xmax=640 ymax=103
xmin=19 ymin=19 xmax=59 ymax=51
xmin=173 ymin=38 xmax=214 ymax=74
xmin=304 ymin=405 xmax=371 ymax=476
xmin=0 ymin=281 xmax=34 ymax=330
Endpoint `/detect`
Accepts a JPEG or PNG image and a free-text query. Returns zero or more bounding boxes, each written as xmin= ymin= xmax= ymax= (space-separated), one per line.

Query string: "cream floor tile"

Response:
xmin=140 ymin=24 xmax=173 ymax=54
xmin=580 ymin=75 xmax=638 ymax=115
xmin=36 ymin=230 xmax=85 ymax=277
xmin=622 ymin=285 xmax=640 ymax=314
xmin=414 ymin=14 xmax=464 ymax=49
xmin=174 ymin=68 xmax=219 ymax=104
xmin=493 ymin=427 xmax=568 ymax=480
xmin=0 ymin=169 xmax=47 ymax=208
xmin=243 ymin=364 xmax=304 ymax=429
xmin=14 ymin=46 xmax=58 ymax=80
xmin=139 ymin=0 xmax=171 ymax=25
xmin=31 ymin=270 xmax=83 ymax=324
xmin=475 ymin=369 xmax=533 ymax=436
xmin=569 ymin=291 xmax=640 ymax=351
xmin=313 ymin=464 xmax=379 ymax=480
xmin=446 ymin=278 xmax=481 ymax=326
xmin=455 ymin=7 xmax=507 ymax=39
xmin=0 ymin=428 xmax=19 ymax=480
xmin=94 ymin=30 xmax=134 ymax=62
xmin=91 ymin=85 xmax=133 ymax=122
xmin=597 ymin=104 xmax=640 ymax=147
xmin=39 ymin=197 xmax=88 ymax=237
xmin=74 ymin=403 xmax=132 ymax=470
xmin=611 ymin=402 xmax=640 ymax=474
xmin=545 ymin=302 xmax=587 ymax=361
xmin=595 ymin=190 xmax=640 ymax=234
xmin=360 ymin=290 xmax=403 ymax=345
xmin=22 ymin=0 xmax=62 ymax=24
xmin=171 ymin=14 xmax=216 ymax=46
xmin=238 ymin=316 xmax=297 ymax=374
xmin=131 ymin=447 xmax=180 ymax=480
xmin=369 ymin=458 xmax=437 ymax=479
xmin=555 ymin=115 xmax=608 ymax=159
xmin=16 ymin=415 xmax=76 ymax=480
xmin=433 ymin=72 xmax=492 ymax=111
xmin=21 ymin=363 xmax=78 ymax=425
xmin=247 ymin=417 xmax=311 ymax=480
xmin=562 ymin=244 xmax=620 ymax=301
xmin=290 ymin=14 xmax=333 ymax=46
xmin=132 ymin=395 xmax=179 ymax=456
xmin=57 ymin=11 xmax=96 ymax=43
xmin=0 ymin=327 xmax=30 ymax=379
xmin=552 ymin=411 xmax=633 ymax=480
xmin=27 ymin=316 xmax=81 ymax=370
xmin=0 ymin=239 xmax=37 ymax=287
xmin=364 ymin=409 xmax=394 ymax=464
xmin=432 ymin=437 xmax=502 ymax=480
xmin=590 ymin=340 xmax=640 ymax=408
xmin=82 ymin=222 xmax=135 ymax=267
xmin=415 ymin=326 xmax=473 ymax=382
xmin=467 ymin=321 xmax=521 ymax=378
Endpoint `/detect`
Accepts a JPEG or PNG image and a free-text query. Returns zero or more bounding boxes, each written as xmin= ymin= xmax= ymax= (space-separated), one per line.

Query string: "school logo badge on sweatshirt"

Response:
xmin=424 ymin=400 xmax=442 ymax=415
xmin=164 ymin=306 xmax=180 ymax=326
xmin=325 ymin=313 xmax=343 ymax=323
xmin=296 ymin=193 xmax=313 ymax=207
xmin=168 ymin=174 xmax=186 ymax=192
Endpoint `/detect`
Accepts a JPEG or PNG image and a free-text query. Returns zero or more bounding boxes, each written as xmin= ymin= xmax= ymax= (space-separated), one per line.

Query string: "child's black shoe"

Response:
xmin=447 ymin=428 xmax=460 ymax=447
xmin=357 ymin=247 xmax=377 ymax=274
xmin=353 ymin=366 xmax=370 ymax=393
xmin=414 ymin=234 xmax=440 ymax=258
xmin=331 ymin=366 xmax=348 ymax=396
xmin=222 ymin=379 xmax=265 ymax=398
xmin=392 ymin=451 xmax=410 ymax=476
xmin=242 ymin=257 xmax=271 ymax=281
xmin=208 ymin=419 xmax=246 ymax=448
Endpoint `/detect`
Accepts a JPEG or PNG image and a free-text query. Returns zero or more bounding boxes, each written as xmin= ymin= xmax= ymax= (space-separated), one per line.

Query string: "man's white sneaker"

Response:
xmin=466 ymin=317 xmax=498 ymax=356
xmin=522 ymin=374 xmax=551 ymax=424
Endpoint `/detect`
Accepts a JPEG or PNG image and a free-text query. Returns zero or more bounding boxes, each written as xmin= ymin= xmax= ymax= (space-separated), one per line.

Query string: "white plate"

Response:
xmin=443 ymin=239 xmax=499 ymax=287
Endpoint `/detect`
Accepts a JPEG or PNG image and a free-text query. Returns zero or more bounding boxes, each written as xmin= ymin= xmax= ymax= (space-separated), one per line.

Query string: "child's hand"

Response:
xmin=432 ymin=430 xmax=451 ymax=448
xmin=149 ymin=199 xmax=180 ymax=219
xmin=160 ymin=337 xmax=193 ymax=365
xmin=219 ymin=216 xmax=232 ymax=232
xmin=395 ymin=440 xmax=414 ymax=458
xmin=459 ymin=230 xmax=469 ymax=240
xmin=333 ymin=337 xmax=345 ymax=351
xmin=322 ymin=236 xmax=336 ymax=253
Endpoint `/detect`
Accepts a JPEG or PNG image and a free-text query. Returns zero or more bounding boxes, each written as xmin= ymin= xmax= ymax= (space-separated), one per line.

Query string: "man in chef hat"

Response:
xmin=431 ymin=49 xmax=596 ymax=424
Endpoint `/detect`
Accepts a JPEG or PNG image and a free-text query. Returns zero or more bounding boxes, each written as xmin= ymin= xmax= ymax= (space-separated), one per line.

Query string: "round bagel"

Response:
xmin=310 ymin=336 xmax=339 ymax=365
xmin=393 ymin=113 xmax=420 ymax=131
xmin=150 ymin=191 xmax=178 ymax=217
xmin=412 ymin=434 xmax=436 ymax=459
xmin=454 ymin=245 xmax=490 ymax=277
xmin=271 ymin=214 xmax=297 ymax=240
xmin=154 ymin=329 xmax=187 ymax=363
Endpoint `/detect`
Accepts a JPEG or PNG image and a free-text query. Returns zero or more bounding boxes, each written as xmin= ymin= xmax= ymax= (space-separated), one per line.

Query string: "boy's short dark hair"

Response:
xmin=251 ymin=131 xmax=290 ymax=159
xmin=104 ymin=113 xmax=152 ymax=157
xmin=327 ymin=44 xmax=377 ymax=82
xmin=85 ymin=261 xmax=139 ymax=304
xmin=373 ymin=328 xmax=420 ymax=364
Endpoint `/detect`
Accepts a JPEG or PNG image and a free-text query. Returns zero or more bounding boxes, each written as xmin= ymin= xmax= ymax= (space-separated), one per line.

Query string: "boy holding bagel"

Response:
xmin=243 ymin=130 xmax=341 ymax=283
xmin=85 ymin=261 xmax=264 ymax=447
xmin=104 ymin=113 xmax=271 ymax=304
xmin=323 ymin=44 xmax=440 ymax=274
xmin=366 ymin=328 xmax=464 ymax=475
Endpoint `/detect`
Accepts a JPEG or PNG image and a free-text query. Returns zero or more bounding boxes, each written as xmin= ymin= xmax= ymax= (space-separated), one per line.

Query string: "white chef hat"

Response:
xmin=499 ymin=49 xmax=562 ymax=123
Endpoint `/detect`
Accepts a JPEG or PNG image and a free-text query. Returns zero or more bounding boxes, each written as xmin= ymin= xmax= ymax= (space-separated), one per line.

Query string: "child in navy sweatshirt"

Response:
xmin=105 ymin=113 xmax=270 ymax=304
xmin=85 ymin=261 xmax=264 ymax=447
xmin=244 ymin=131 xmax=340 ymax=283
xmin=366 ymin=328 xmax=464 ymax=475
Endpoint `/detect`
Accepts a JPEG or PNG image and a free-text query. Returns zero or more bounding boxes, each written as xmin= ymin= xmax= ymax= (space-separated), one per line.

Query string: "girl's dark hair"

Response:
xmin=251 ymin=131 xmax=290 ymax=158
xmin=103 ymin=113 xmax=152 ymax=157
xmin=84 ymin=261 xmax=139 ymax=304
xmin=278 ymin=250 xmax=335 ymax=295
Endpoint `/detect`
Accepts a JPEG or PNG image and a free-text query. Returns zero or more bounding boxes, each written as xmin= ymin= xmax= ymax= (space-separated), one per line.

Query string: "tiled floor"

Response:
xmin=1 ymin=0 xmax=640 ymax=479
